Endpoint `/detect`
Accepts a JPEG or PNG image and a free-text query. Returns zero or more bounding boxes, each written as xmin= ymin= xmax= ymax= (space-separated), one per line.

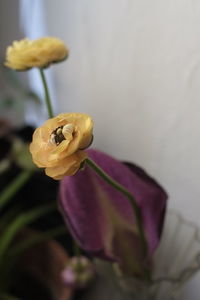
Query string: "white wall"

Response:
xmin=0 ymin=0 xmax=26 ymax=125
xmin=45 ymin=0 xmax=200 ymax=222
xmin=48 ymin=1 xmax=200 ymax=298
xmin=0 ymin=0 xmax=21 ymax=55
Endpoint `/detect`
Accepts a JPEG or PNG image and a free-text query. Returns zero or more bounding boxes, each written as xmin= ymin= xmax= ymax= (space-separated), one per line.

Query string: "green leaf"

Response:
xmin=9 ymin=225 xmax=67 ymax=258
xmin=0 ymin=170 xmax=32 ymax=211
xmin=0 ymin=205 xmax=23 ymax=230
xmin=0 ymin=202 xmax=57 ymax=262
xmin=25 ymin=91 xmax=41 ymax=104
xmin=12 ymin=140 xmax=36 ymax=171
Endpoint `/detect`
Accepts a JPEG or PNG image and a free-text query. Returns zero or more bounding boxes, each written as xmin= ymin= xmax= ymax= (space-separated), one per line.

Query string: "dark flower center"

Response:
xmin=51 ymin=126 xmax=66 ymax=145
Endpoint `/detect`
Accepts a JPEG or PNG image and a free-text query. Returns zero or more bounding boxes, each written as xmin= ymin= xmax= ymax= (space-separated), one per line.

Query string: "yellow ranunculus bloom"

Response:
xmin=5 ymin=37 xmax=69 ymax=70
xmin=29 ymin=113 xmax=93 ymax=180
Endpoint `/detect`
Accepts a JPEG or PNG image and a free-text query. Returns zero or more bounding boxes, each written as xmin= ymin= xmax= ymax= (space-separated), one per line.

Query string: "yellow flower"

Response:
xmin=5 ymin=37 xmax=69 ymax=70
xmin=29 ymin=113 xmax=93 ymax=180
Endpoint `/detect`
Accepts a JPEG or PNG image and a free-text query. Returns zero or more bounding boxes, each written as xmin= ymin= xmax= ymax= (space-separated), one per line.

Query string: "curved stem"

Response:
xmin=8 ymin=225 xmax=67 ymax=258
xmin=39 ymin=68 xmax=54 ymax=118
xmin=0 ymin=170 xmax=32 ymax=211
xmin=73 ymin=240 xmax=81 ymax=257
xmin=85 ymin=158 xmax=148 ymax=258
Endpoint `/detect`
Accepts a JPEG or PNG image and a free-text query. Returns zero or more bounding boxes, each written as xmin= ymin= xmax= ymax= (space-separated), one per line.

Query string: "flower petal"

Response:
xmin=45 ymin=151 xmax=87 ymax=180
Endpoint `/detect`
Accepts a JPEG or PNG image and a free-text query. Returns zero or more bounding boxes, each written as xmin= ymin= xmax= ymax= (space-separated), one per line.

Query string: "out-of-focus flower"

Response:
xmin=29 ymin=113 xmax=93 ymax=180
xmin=61 ymin=256 xmax=95 ymax=289
xmin=5 ymin=37 xmax=69 ymax=70
xmin=58 ymin=149 xmax=167 ymax=277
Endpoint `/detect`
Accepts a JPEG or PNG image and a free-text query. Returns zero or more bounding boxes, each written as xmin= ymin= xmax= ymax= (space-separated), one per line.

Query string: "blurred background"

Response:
xmin=1 ymin=0 xmax=200 ymax=298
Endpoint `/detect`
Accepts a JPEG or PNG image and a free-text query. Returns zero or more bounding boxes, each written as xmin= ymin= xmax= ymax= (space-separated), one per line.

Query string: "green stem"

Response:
xmin=85 ymin=158 xmax=148 ymax=258
xmin=39 ymin=68 xmax=54 ymax=118
xmin=73 ymin=240 xmax=82 ymax=271
xmin=0 ymin=170 xmax=32 ymax=211
xmin=0 ymin=203 xmax=57 ymax=261
xmin=8 ymin=225 xmax=67 ymax=258
xmin=0 ymin=227 xmax=66 ymax=292
xmin=73 ymin=240 xmax=81 ymax=257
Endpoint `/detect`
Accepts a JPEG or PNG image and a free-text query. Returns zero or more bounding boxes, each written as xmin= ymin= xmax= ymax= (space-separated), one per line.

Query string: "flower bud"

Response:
xmin=61 ymin=256 xmax=95 ymax=289
xmin=59 ymin=149 xmax=168 ymax=277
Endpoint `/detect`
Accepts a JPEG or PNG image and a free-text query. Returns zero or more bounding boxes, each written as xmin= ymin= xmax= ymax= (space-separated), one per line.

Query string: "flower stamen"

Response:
xmin=50 ymin=123 xmax=75 ymax=146
xmin=50 ymin=126 xmax=65 ymax=145
xmin=62 ymin=123 xmax=75 ymax=140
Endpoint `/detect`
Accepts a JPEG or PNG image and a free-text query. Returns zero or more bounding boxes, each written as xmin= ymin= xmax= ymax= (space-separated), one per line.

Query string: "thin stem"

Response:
xmin=72 ymin=240 xmax=82 ymax=271
xmin=0 ymin=170 xmax=32 ymax=211
xmin=39 ymin=68 xmax=54 ymax=118
xmin=0 ymin=203 xmax=57 ymax=261
xmin=85 ymin=158 xmax=148 ymax=258
xmin=73 ymin=240 xmax=81 ymax=257
xmin=9 ymin=226 xmax=67 ymax=258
